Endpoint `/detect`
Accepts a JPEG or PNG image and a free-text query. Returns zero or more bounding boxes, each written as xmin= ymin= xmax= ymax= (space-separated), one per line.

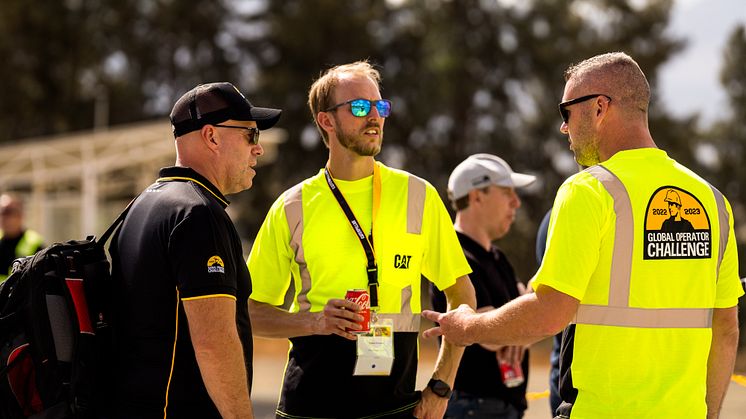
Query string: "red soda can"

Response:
xmin=344 ymin=289 xmax=370 ymax=334
xmin=499 ymin=360 xmax=525 ymax=388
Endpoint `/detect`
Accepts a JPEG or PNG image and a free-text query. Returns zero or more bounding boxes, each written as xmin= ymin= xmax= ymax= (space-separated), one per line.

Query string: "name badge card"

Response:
xmin=353 ymin=318 xmax=394 ymax=376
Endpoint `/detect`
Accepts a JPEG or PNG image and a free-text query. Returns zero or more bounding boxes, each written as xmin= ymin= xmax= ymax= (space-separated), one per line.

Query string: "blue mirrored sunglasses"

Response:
xmin=324 ymin=98 xmax=392 ymax=118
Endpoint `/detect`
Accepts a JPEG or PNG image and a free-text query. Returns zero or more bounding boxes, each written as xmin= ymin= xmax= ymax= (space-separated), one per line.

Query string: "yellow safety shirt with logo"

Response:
xmin=248 ymin=162 xmax=471 ymax=418
xmin=0 ymin=229 xmax=44 ymax=282
xmin=532 ymin=148 xmax=743 ymax=419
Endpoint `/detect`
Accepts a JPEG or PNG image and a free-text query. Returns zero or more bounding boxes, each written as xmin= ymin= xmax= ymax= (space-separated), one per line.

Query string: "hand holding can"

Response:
xmin=345 ymin=289 xmax=370 ymax=334
xmin=499 ymin=360 xmax=525 ymax=388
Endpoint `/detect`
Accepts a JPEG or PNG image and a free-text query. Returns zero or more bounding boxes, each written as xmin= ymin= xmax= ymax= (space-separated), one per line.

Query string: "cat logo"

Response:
xmin=643 ymin=186 xmax=711 ymax=260
xmin=207 ymin=255 xmax=225 ymax=274
xmin=394 ymin=254 xmax=412 ymax=269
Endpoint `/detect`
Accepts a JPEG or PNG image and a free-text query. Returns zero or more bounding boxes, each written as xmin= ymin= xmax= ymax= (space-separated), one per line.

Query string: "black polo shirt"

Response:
xmin=431 ymin=232 xmax=529 ymax=411
xmin=109 ymin=166 xmax=252 ymax=418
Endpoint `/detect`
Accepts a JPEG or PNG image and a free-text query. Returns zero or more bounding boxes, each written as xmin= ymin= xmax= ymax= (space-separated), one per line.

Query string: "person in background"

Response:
xmin=108 ymin=82 xmax=281 ymax=418
xmin=431 ymin=153 xmax=536 ymax=419
xmin=0 ymin=193 xmax=44 ymax=283
xmin=248 ymin=60 xmax=476 ymax=418
xmin=422 ymin=52 xmax=742 ymax=419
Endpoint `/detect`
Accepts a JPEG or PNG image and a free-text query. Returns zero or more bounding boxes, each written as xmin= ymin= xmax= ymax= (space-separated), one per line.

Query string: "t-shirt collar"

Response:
xmin=158 ymin=166 xmax=230 ymax=208
xmin=456 ymin=231 xmax=499 ymax=261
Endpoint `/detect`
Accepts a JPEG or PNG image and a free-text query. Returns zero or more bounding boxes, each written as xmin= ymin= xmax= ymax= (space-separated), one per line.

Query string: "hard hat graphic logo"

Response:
xmin=663 ymin=189 xmax=682 ymax=206
xmin=643 ymin=185 xmax=711 ymax=260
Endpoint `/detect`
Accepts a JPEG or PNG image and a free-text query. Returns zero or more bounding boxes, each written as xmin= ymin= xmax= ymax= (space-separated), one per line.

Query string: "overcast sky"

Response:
xmin=658 ymin=0 xmax=746 ymax=127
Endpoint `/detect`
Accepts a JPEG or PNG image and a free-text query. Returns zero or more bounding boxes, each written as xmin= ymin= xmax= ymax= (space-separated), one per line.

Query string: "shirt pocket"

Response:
xmin=376 ymin=232 xmax=424 ymax=312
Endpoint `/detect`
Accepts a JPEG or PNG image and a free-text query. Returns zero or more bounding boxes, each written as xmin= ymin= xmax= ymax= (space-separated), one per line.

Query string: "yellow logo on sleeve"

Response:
xmin=207 ymin=255 xmax=225 ymax=273
xmin=643 ymin=186 xmax=711 ymax=259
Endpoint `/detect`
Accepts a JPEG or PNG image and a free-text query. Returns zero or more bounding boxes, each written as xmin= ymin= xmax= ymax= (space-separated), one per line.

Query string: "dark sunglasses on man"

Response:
xmin=213 ymin=124 xmax=260 ymax=145
xmin=558 ymin=94 xmax=612 ymax=123
xmin=324 ymin=98 xmax=392 ymax=118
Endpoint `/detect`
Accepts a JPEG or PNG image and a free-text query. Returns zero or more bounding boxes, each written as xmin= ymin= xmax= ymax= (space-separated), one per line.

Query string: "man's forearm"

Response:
xmin=471 ymin=284 xmax=579 ymax=346
xmin=432 ymin=276 xmax=476 ymax=384
xmin=249 ymin=299 xmax=318 ymax=338
xmin=184 ymin=297 xmax=253 ymax=418
xmin=706 ymin=306 xmax=739 ymax=419
xmin=194 ymin=329 xmax=254 ymax=418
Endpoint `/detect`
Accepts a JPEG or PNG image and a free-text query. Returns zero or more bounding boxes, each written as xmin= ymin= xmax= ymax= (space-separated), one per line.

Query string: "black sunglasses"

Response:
xmin=324 ymin=98 xmax=392 ymax=118
xmin=213 ymin=124 xmax=260 ymax=145
xmin=558 ymin=94 xmax=611 ymax=123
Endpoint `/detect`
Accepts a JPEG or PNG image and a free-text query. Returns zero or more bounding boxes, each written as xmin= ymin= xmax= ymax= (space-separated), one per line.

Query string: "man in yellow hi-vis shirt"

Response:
xmin=0 ymin=193 xmax=44 ymax=283
xmin=423 ymin=52 xmax=743 ymax=419
xmin=248 ymin=61 xmax=476 ymax=419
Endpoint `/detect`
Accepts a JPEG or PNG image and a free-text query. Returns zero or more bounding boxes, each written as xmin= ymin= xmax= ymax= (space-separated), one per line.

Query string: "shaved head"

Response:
xmin=564 ymin=52 xmax=650 ymax=116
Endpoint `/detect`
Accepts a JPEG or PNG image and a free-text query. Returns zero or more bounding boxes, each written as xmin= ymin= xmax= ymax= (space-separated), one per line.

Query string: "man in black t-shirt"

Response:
xmin=432 ymin=154 xmax=536 ymax=419
xmin=108 ymin=82 xmax=280 ymax=418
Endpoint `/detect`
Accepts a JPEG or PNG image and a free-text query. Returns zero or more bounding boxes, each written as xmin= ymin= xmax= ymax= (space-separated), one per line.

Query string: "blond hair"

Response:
xmin=308 ymin=60 xmax=382 ymax=146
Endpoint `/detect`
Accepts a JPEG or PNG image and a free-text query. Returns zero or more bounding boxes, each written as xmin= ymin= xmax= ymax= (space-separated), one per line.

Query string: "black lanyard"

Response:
xmin=324 ymin=165 xmax=381 ymax=310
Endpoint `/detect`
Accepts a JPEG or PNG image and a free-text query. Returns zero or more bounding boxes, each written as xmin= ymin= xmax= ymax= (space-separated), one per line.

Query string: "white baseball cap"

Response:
xmin=448 ymin=153 xmax=536 ymax=201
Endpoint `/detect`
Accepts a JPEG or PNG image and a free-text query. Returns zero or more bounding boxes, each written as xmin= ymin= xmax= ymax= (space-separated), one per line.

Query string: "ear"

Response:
xmin=594 ymin=96 xmax=611 ymax=124
xmin=199 ymin=125 xmax=220 ymax=152
xmin=316 ymin=111 xmax=335 ymax=137
xmin=468 ymin=189 xmax=482 ymax=205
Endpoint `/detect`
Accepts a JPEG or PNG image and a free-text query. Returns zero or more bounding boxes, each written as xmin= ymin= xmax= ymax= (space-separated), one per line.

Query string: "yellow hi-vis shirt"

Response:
xmin=249 ymin=161 xmax=470 ymax=320
xmin=0 ymin=229 xmax=44 ymax=282
xmin=533 ymin=149 xmax=743 ymax=419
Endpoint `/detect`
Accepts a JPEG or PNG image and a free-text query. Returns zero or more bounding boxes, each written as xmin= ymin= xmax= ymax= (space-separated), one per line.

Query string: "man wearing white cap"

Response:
xmin=431 ymin=153 xmax=536 ymax=419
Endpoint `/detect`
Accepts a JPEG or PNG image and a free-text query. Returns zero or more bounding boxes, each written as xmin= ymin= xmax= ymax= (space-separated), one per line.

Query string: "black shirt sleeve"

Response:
xmin=167 ymin=205 xmax=237 ymax=299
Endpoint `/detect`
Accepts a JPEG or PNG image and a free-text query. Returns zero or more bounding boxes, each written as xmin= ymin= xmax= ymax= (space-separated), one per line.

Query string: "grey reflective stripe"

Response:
xmin=407 ymin=176 xmax=426 ymax=234
xmin=585 ymin=166 xmax=634 ymax=307
xmin=371 ymin=275 xmax=420 ymax=332
xmin=376 ymin=312 xmax=421 ymax=332
xmin=709 ymin=184 xmax=729 ymax=279
xmin=284 ymin=174 xmax=427 ymax=316
xmin=576 ymin=305 xmax=713 ymax=328
xmin=284 ymin=184 xmax=312 ymax=312
xmin=575 ymin=165 xmax=711 ymax=329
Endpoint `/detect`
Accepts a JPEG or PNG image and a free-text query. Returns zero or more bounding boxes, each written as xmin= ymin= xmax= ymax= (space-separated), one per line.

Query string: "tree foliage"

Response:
xmin=0 ymin=0 xmax=239 ymax=141
xmin=3 ymin=0 xmax=740 ymax=293
xmin=242 ymin=0 xmax=688 ymax=281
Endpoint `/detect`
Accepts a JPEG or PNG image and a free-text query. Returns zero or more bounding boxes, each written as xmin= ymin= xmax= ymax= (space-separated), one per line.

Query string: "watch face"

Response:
xmin=429 ymin=379 xmax=451 ymax=397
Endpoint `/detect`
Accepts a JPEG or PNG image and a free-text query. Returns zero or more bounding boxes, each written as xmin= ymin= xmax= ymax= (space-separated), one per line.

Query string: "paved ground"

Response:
xmin=251 ymin=337 xmax=746 ymax=418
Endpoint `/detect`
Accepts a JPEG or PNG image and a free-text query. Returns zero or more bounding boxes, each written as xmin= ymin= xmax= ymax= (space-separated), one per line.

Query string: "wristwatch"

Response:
xmin=427 ymin=378 xmax=452 ymax=398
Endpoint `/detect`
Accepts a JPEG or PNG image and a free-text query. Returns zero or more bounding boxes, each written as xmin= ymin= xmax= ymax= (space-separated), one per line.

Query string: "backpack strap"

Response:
xmin=95 ymin=196 xmax=139 ymax=245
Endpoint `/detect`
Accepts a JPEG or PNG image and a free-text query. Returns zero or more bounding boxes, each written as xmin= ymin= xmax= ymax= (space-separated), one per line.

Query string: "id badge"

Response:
xmin=353 ymin=318 xmax=394 ymax=376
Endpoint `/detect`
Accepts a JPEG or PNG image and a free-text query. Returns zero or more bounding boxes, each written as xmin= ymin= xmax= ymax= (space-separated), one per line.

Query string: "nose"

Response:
xmin=253 ymin=143 xmax=264 ymax=156
xmin=559 ymin=121 xmax=569 ymax=134
xmin=368 ymin=108 xmax=382 ymax=120
xmin=510 ymin=189 xmax=521 ymax=208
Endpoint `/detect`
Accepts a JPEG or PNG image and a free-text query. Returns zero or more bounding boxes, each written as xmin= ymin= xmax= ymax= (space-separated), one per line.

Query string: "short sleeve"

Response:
xmin=168 ymin=206 xmax=237 ymax=300
xmin=532 ymin=175 xmax=609 ymax=300
xmin=420 ymin=183 xmax=471 ymax=291
xmin=714 ymin=197 xmax=744 ymax=308
xmin=248 ymin=193 xmax=294 ymax=306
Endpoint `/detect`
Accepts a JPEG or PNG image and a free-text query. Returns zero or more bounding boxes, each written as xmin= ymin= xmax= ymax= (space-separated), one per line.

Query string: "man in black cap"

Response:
xmin=107 ymin=82 xmax=281 ymax=418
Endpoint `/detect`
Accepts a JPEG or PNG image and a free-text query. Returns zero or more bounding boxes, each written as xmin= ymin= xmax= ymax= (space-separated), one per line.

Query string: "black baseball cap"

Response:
xmin=170 ymin=82 xmax=282 ymax=137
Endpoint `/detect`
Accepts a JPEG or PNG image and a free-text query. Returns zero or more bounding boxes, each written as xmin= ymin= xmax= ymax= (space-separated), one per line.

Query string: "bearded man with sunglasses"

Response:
xmin=107 ymin=82 xmax=281 ymax=418
xmin=248 ymin=61 xmax=476 ymax=418
xmin=422 ymin=52 xmax=742 ymax=419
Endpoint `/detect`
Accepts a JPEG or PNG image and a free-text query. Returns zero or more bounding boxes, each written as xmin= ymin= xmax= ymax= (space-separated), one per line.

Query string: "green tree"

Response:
xmin=244 ymin=0 xmax=687 ymax=283
xmin=704 ymin=24 xmax=746 ymax=354
xmin=0 ymin=0 xmax=242 ymax=142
